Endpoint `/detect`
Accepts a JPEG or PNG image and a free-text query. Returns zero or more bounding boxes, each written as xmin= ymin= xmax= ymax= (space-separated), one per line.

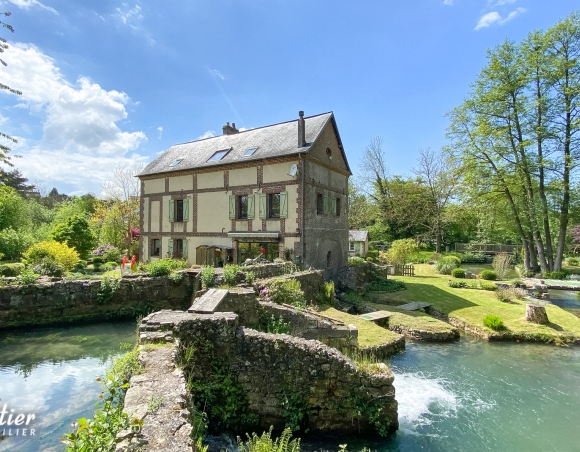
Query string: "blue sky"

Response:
xmin=0 ymin=0 xmax=578 ymax=195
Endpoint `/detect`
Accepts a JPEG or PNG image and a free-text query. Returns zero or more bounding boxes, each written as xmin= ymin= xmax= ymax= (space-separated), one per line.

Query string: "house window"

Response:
xmin=349 ymin=242 xmax=355 ymax=252
xmin=175 ymin=199 xmax=184 ymax=222
xmin=244 ymin=148 xmax=258 ymax=157
xmin=269 ymin=193 xmax=280 ymax=218
xmin=208 ymin=149 xmax=230 ymax=161
xmin=152 ymin=239 xmax=161 ymax=256
xmin=173 ymin=239 xmax=183 ymax=258
xmin=238 ymin=195 xmax=248 ymax=219
xmin=169 ymin=159 xmax=182 ymax=167
xmin=317 ymin=194 xmax=323 ymax=215
xmin=238 ymin=242 xmax=279 ymax=263
xmin=327 ymin=251 xmax=332 ymax=267
xmin=335 ymin=198 xmax=341 ymax=216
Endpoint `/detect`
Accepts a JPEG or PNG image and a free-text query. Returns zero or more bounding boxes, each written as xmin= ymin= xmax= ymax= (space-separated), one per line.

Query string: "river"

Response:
xmin=1 ymin=323 xmax=579 ymax=452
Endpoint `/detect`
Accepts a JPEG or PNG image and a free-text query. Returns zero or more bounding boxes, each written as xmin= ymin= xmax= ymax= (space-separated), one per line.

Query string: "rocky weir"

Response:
xmin=118 ymin=310 xmax=399 ymax=451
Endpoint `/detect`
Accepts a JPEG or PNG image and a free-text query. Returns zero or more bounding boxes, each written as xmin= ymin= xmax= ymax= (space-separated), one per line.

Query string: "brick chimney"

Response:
xmin=298 ymin=111 xmax=306 ymax=147
xmin=222 ymin=122 xmax=239 ymax=135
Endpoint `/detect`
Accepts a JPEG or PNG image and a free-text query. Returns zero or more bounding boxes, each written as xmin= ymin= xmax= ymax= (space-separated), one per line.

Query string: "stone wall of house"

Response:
xmin=139 ymin=311 xmax=398 ymax=436
xmin=0 ymin=274 xmax=196 ymax=329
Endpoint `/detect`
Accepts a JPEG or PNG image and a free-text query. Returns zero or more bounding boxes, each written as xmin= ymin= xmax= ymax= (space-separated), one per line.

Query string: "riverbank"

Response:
xmin=368 ymin=264 xmax=580 ymax=344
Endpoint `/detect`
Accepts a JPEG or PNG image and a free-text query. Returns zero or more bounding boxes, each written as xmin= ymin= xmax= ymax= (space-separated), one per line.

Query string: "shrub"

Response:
xmin=480 ymin=270 xmax=497 ymax=281
xmin=366 ymin=250 xmax=379 ymax=261
xmin=0 ymin=262 xmax=24 ymax=277
xmin=223 ymin=264 xmax=242 ymax=287
xmin=23 ymin=240 xmax=79 ymax=271
xmin=477 ymin=281 xmax=498 ymax=291
xmin=92 ymin=256 xmax=105 ymax=267
xmin=435 ymin=257 xmax=460 ymax=275
xmin=495 ymin=288 xmax=513 ymax=303
xmin=51 ymin=215 xmax=96 ymax=259
xmin=483 ymin=314 xmax=504 ymax=331
xmin=103 ymin=247 xmax=123 ymax=264
xmin=366 ymin=257 xmax=374 ymax=262
xmin=451 ymin=268 xmax=466 ymax=278
xmin=492 ymin=253 xmax=512 ymax=280
xmin=146 ymin=258 xmax=188 ymax=277
xmin=19 ymin=270 xmax=38 ymax=285
xmin=384 ymin=238 xmax=418 ymax=265
xmin=544 ymin=270 xmax=567 ymax=280
xmin=0 ymin=228 xmax=33 ymax=260
xmin=73 ymin=260 xmax=87 ymax=272
xmin=200 ymin=265 xmax=216 ymax=288
xmin=168 ymin=271 xmax=183 ymax=282
xmin=348 ymin=256 xmax=366 ymax=266
xmin=567 ymin=257 xmax=579 ymax=266
xmin=32 ymin=257 xmax=65 ymax=277
xmin=261 ymin=278 xmax=306 ymax=308
xmin=245 ymin=271 xmax=255 ymax=285
xmin=237 ymin=427 xmax=300 ymax=452
xmin=97 ymin=277 xmax=121 ymax=304
xmin=461 ymin=252 xmax=487 ymax=263
xmin=510 ymin=279 xmax=525 ymax=287
xmin=448 ymin=280 xmax=468 ymax=288
xmin=316 ymin=281 xmax=336 ymax=306
xmin=101 ymin=262 xmax=119 ymax=272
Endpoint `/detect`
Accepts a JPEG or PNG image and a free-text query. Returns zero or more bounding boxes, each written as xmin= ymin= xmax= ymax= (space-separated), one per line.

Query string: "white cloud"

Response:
xmin=442 ymin=0 xmax=454 ymax=5
xmin=197 ymin=130 xmax=215 ymax=140
xmin=490 ymin=0 xmax=517 ymax=5
xmin=112 ymin=4 xmax=156 ymax=46
xmin=474 ymin=7 xmax=525 ymax=30
xmin=209 ymin=69 xmax=225 ymax=80
xmin=157 ymin=126 xmax=163 ymax=139
xmin=114 ymin=3 xmax=142 ymax=24
xmin=0 ymin=42 xmax=148 ymax=194
xmin=6 ymin=0 xmax=58 ymax=15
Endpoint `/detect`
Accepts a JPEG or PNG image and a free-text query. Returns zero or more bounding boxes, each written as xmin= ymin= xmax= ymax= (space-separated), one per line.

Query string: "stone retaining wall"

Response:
xmin=255 ymin=270 xmax=325 ymax=304
xmin=0 ymin=274 xmax=196 ymax=329
xmin=139 ymin=311 xmax=398 ymax=436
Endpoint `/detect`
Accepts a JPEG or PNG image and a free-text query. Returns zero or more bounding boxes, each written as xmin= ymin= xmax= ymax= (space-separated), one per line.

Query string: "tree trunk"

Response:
xmin=525 ymin=303 xmax=549 ymax=325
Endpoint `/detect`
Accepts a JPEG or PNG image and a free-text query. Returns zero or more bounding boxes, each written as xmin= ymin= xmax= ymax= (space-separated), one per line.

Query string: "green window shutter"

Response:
xmin=259 ymin=194 xmax=267 ymax=219
xmin=229 ymin=195 xmax=236 ymax=220
xmin=183 ymin=198 xmax=189 ymax=222
xmin=331 ymin=198 xmax=337 ymax=216
xmin=354 ymin=242 xmax=361 ymax=254
xmin=248 ymin=194 xmax=255 ymax=219
xmin=168 ymin=239 xmax=174 ymax=258
xmin=280 ymin=191 xmax=288 ymax=218
xmin=323 ymin=195 xmax=329 ymax=215
xmin=183 ymin=239 xmax=188 ymax=259
xmin=168 ymin=199 xmax=175 ymax=222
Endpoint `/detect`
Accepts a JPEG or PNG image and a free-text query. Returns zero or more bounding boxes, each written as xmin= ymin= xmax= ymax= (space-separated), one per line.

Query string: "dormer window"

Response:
xmin=169 ymin=158 xmax=183 ymax=167
xmin=244 ymin=147 xmax=258 ymax=157
xmin=208 ymin=149 xmax=230 ymax=161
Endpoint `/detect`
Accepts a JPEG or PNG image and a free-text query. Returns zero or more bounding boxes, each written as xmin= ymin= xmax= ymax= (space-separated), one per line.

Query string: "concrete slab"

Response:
xmin=397 ymin=302 xmax=431 ymax=311
xmin=188 ymin=288 xmax=228 ymax=314
xmin=359 ymin=311 xmax=394 ymax=322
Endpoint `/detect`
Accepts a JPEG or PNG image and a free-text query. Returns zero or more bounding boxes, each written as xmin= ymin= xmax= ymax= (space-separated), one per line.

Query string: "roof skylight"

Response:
xmin=169 ymin=159 xmax=183 ymax=167
xmin=208 ymin=149 xmax=231 ymax=161
xmin=244 ymin=147 xmax=258 ymax=157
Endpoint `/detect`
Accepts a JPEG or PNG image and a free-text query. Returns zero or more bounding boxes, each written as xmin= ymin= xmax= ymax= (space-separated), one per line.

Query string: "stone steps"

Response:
xmin=188 ymin=288 xmax=228 ymax=314
xmin=139 ymin=331 xmax=174 ymax=344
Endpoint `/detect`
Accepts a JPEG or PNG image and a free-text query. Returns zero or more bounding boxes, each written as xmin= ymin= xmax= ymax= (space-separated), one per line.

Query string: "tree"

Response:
xmin=412 ymin=148 xmax=460 ymax=253
xmin=0 ymin=167 xmax=37 ymax=197
xmin=447 ymin=12 xmax=580 ymax=272
xmin=51 ymin=215 xmax=96 ymax=259
xmin=0 ymin=185 xmax=27 ymax=231
xmin=0 ymin=12 xmax=22 ymax=168
xmin=380 ymin=238 xmax=418 ymax=265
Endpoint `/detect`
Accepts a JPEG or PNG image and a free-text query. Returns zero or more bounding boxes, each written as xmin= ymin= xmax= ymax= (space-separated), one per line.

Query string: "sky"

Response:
xmin=0 ymin=0 xmax=578 ymax=196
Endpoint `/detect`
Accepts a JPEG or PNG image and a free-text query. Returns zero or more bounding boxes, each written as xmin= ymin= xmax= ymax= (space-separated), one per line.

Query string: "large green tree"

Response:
xmin=51 ymin=215 xmax=96 ymax=259
xmin=447 ymin=12 xmax=580 ymax=272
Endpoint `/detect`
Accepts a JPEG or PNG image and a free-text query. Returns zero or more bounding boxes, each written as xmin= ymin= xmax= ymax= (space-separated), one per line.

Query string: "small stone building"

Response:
xmin=138 ymin=111 xmax=351 ymax=278
xmin=349 ymin=230 xmax=369 ymax=257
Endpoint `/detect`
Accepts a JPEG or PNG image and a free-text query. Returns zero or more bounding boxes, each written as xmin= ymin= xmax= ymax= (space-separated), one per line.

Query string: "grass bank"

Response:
xmin=369 ymin=264 xmax=580 ymax=343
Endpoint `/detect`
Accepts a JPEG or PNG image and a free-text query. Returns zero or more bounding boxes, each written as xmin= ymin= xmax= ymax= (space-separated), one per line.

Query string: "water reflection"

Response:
xmin=0 ymin=322 xmax=136 ymax=452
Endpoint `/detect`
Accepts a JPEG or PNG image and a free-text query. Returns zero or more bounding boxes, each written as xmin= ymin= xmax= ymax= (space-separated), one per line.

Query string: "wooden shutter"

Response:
xmin=331 ymin=198 xmax=337 ymax=216
xmin=323 ymin=195 xmax=329 ymax=215
xmin=183 ymin=198 xmax=189 ymax=222
xmin=259 ymin=194 xmax=267 ymax=219
xmin=248 ymin=194 xmax=255 ymax=219
xmin=168 ymin=239 xmax=174 ymax=258
xmin=183 ymin=239 xmax=188 ymax=259
xmin=229 ymin=195 xmax=236 ymax=219
xmin=168 ymin=199 xmax=175 ymax=222
xmin=280 ymin=191 xmax=288 ymax=218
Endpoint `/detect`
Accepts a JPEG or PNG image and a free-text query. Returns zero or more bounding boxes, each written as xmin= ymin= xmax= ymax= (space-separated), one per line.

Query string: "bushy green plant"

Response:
xmin=510 ymin=279 xmax=525 ymax=287
xmin=366 ymin=250 xmax=379 ymax=261
xmin=146 ymin=258 xmax=188 ymax=277
xmin=451 ymin=268 xmax=466 ymax=278
xmin=544 ymin=270 xmax=567 ymax=280
xmin=567 ymin=257 xmax=579 ymax=266
xmin=168 ymin=271 xmax=183 ymax=282
xmin=19 ymin=270 xmax=38 ymax=285
xmin=369 ymin=278 xmax=406 ymax=292
xmin=103 ymin=247 xmax=123 ymax=264
xmin=383 ymin=238 xmax=419 ymax=265
xmin=237 ymin=427 xmax=300 ymax=452
xmin=492 ymin=253 xmax=512 ymax=280
xmin=97 ymin=277 xmax=121 ymax=304
xmin=258 ymin=314 xmax=291 ymax=334
xmin=245 ymin=271 xmax=255 ymax=285
xmin=448 ymin=280 xmax=468 ymax=288
xmin=51 ymin=215 xmax=96 ymax=259
xmin=316 ymin=281 xmax=336 ymax=306
xmin=23 ymin=240 xmax=79 ymax=271
xmin=460 ymin=252 xmax=486 ymax=263
xmin=495 ymin=288 xmax=513 ymax=303
xmin=0 ymin=262 xmax=24 ymax=277
xmin=223 ymin=264 xmax=241 ymax=286
xmin=73 ymin=260 xmax=87 ymax=272
xmin=201 ymin=265 xmax=216 ymax=288
xmin=343 ymin=289 xmax=363 ymax=305
xmin=261 ymin=278 xmax=306 ymax=308
xmin=480 ymin=270 xmax=497 ymax=281
xmin=32 ymin=257 xmax=65 ymax=277
xmin=483 ymin=314 xmax=504 ymax=331
xmin=435 ymin=256 xmax=460 ymax=275
xmin=0 ymin=228 xmax=33 ymax=260
xmin=348 ymin=256 xmax=366 ymax=266
xmin=92 ymin=256 xmax=105 ymax=267
xmin=477 ymin=281 xmax=498 ymax=291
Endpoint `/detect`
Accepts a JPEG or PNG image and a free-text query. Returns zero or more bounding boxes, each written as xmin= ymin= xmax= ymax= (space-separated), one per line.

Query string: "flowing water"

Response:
xmin=1 ymin=323 xmax=579 ymax=452
xmin=0 ymin=322 xmax=136 ymax=452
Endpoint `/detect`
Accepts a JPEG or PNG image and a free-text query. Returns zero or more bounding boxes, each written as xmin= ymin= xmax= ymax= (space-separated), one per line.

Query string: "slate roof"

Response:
xmin=140 ymin=112 xmax=350 ymax=177
xmin=349 ymin=230 xmax=369 ymax=242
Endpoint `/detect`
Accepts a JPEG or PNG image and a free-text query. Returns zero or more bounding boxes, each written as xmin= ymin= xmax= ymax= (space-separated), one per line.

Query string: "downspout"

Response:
xmin=300 ymin=153 xmax=305 ymax=265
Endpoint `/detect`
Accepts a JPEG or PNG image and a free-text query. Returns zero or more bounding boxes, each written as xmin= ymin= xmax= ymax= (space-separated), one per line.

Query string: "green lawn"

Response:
xmin=364 ymin=303 xmax=457 ymax=335
xmin=369 ymin=264 xmax=580 ymax=343
xmin=318 ymin=307 xmax=402 ymax=348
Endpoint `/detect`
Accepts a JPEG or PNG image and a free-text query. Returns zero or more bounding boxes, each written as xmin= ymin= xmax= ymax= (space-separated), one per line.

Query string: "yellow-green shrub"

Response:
xmin=23 ymin=240 xmax=79 ymax=271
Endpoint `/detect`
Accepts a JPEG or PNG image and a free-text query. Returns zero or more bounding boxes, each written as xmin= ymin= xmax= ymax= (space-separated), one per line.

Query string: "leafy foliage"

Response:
xmin=0 ymin=227 xmax=33 ymax=260
xmin=223 ymin=264 xmax=242 ymax=286
xmin=259 ymin=278 xmax=306 ymax=308
xmin=483 ymin=314 xmax=504 ymax=331
xmin=382 ymin=238 xmax=418 ymax=265
xmin=316 ymin=281 xmax=336 ymax=306
xmin=24 ymin=240 xmax=79 ymax=271
xmin=97 ymin=277 xmax=121 ymax=304
xmin=0 ymin=262 xmax=23 ymax=276
xmin=51 ymin=215 xmax=96 ymax=259
xmin=237 ymin=426 xmax=300 ymax=452
xmin=200 ymin=265 xmax=216 ymax=288
xmin=279 ymin=386 xmax=308 ymax=432
xmin=145 ymin=258 xmax=187 ymax=277
xmin=451 ymin=267 xmax=465 ymax=278
xmin=492 ymin=253 xmax=512 ymax=280
xmin=435 ymin=256 xmax=461 ymax=275
xmin=480 ymin=270 xmax=497 ymax=281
